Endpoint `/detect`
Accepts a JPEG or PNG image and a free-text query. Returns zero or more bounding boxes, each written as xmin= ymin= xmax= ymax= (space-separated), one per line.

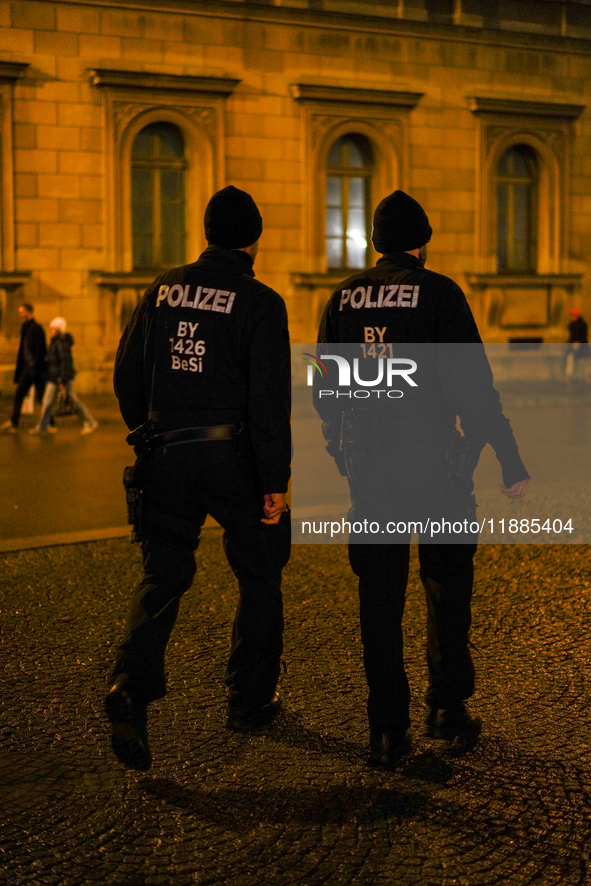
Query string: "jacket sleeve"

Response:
xmin=436 ymin=284 xmax=529 ymax=485
xmin=114 ymin=298 xmax=150 ymax=431
xmin=246 ymin=293 xmax=291 ymax=493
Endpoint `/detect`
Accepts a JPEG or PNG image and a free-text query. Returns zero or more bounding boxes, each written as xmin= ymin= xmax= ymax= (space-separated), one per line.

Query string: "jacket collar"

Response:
xmin=198 ymin=245 xmax=256 ymax=278
xmin=376 ymin=252 xmax=423 ymax=271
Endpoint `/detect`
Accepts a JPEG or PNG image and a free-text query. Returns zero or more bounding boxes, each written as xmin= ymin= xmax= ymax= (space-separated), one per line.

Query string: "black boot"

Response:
xmin=368 ymin=727 xmax=412 ymax=768
xmin=226 ymin=691 xmax=282 ymax=732
xmin=105 ymin=675 xmax=152 ymax=771
xmin=425 ymin=702 xmax=481 ymax=749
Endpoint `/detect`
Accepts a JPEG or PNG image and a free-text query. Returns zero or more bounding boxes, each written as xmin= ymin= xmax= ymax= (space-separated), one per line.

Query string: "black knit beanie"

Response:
xmin=371 ymin=190 xmax=432 ymax=254
xmin=204 ymin=186 xmax=263 ymax=249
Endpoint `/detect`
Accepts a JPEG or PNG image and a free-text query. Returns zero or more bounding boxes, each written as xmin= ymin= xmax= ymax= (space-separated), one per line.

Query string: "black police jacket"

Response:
xmin=114 ymin=246 xmax=291 ymax=494
xmin=317 ymin=252 xmax=529 ymax=486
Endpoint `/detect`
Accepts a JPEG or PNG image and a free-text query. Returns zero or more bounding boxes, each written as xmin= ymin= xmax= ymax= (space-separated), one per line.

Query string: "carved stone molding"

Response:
xmin=484 ymin=122 xmax=566 ymax=159
xmin=88 ymin=69 xmax=240 ymax=96
xmin=0 ymin=62 xmax=29 ymax=83
xmin=111 ymin=100 xmax=217 ymax=143
xmin=467 ymin=96 xmax=586 ymax=120
xmin=291 ymin=83 xmax=423 ymax=109
xmin=91 ymin=70 xmax=229 ymax=275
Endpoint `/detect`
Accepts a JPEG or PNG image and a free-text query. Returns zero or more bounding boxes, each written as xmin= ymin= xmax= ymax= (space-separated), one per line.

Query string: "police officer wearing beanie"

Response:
xmin=317 ymin=190 xmax=529 ymax=767
xmin=106 ymin=186 xmax=291 ymax=771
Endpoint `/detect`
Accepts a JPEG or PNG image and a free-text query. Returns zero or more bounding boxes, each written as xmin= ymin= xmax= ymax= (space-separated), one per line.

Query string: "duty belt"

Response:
xmin=148 ymin=423 xmax=238 ymax=450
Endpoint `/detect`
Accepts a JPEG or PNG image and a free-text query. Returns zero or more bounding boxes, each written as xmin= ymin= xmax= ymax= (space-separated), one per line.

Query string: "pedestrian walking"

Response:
xmin=564 ymin=307 xmax=591 ymax=382
xmin=105 ymin=186 xmax=291 ymax=771
xmin=0 ymin=302 xmax=47 ymax=433
xmin=29 ymin=317 xmax=98 ymax=436
xmin=316 ymin=190 xmax=529 ymax=767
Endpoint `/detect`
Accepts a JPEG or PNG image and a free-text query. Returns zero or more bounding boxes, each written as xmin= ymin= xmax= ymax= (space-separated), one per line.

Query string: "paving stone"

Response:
xmin=1 ymin=538 xmax=591 ymax=884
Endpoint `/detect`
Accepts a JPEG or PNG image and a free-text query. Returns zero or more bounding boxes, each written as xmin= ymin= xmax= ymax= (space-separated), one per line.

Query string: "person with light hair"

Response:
xmin=29 ymin=317 xmax=98 ymax=436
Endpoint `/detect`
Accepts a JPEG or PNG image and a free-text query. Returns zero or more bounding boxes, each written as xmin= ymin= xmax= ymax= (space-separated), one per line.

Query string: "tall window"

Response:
xmin=496 ymin=144 xmax=537 ymax=273
xmin=131 ymin=122 xmax=186 ymax=269
xmin=326 ymin=134 xmax=372 ymax=270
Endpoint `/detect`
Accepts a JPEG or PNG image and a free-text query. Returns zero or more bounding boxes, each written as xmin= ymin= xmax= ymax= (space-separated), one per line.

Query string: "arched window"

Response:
xmin=325 ymin=134 xmax=373 ymax=270
xmin=131 ymin=122 xmax=186 ymax=269
xmin=496 ymin=144 xmax=537 ymax=273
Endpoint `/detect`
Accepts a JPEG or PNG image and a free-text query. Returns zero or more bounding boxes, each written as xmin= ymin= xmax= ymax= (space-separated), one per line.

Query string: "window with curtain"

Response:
xmin=131 ymin=122 xmax=186 ymax=269
xmin=496 ymin=144 xmax=538 ymax=273
xmin=325 ymin=134 xmax=373 ymax=271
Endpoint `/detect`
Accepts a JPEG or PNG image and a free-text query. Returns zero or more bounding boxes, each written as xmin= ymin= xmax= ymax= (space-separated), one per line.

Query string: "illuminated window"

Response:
xmin=496 ymin=145 xmax=537 ymax=272
xmin=325 ymin=135 xmax=372 ymax=270
xmin=131 ymin=122 xmax=186 ymax=269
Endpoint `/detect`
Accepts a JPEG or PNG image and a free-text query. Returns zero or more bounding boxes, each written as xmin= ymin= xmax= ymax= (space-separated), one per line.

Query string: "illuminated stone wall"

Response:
xmin=0 ymin=0 xmax=589 ymax=391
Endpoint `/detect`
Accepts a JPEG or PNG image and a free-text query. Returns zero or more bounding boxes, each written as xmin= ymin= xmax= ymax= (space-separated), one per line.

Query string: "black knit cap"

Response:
xmin=371 ymin=190 xmax=432 ymax=254
xmin=204 ymin=185 xmax=263 ymax=249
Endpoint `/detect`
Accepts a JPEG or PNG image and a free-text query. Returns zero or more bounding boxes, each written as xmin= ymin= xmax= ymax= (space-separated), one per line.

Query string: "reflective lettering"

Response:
xmin=225 ymin=292 xmax=236 ymax=314
xmin=365 ymin=286 xmax=376 ymax=308
xmin=167 ymin=284 xmax=184 ymax=307
xmin=339 ymin=289 xmax=351 ymax=310
xmin=156 ymin=285 xmax=169 ymax=307
xmin=181 ymin=285 xmax=194 ymax=308
xmin=197 ymin=288 xmax=216 ymax=310
xmin=212 ymin=290 xmax=230 ymax=312
xmin=383 ymin=285 xmax=398 ymax=307
xmin=397 ymin=284 xmax=413 ymax=307
xmin=350 ymin=287 xmax=366 ymax=309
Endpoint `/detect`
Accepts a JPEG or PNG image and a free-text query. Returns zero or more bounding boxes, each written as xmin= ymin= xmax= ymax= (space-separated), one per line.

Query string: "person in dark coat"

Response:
xmin=565 ymin=307 xmax=591 ymax=382
xmin=0 ymin=303 xmax=47 ymax=432
xmin=29 ymin=317 xmax=98 ymax=435
xmin=105 ymin=187 xmax=291 ymax=772
xmin=316 ymin=190 xmax=529 ymax=768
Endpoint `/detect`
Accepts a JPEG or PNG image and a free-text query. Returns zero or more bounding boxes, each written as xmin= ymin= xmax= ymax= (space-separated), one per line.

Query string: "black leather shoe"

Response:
xmin=226 ymin=691 xmax=282 ymax=732
xmin=368 ymin=728 xmax=412 ymax=768
xmin=105 ymin=676 xmax=152 ymax=771
xmin=425 ymin=703 xmax=481 ymax=748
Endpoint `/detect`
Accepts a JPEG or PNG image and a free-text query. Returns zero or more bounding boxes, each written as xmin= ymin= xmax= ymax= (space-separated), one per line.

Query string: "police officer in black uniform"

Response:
xmin=317 ymin=190 xmax=529 ymax=767
xmin=105 ymin=186 xmax=291 ymax=771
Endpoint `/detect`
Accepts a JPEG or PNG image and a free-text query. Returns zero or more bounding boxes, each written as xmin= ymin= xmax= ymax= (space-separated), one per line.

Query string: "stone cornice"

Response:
xmin=88 ymin=69 xmax=240 ymax=96
xmin=291 ymin=84 xmax=423 ymax=109
xmin=466 ymin=96 xmax=586 ymax=120
xmin=91 ymin=271 xmax=158 ymax=292
xmin=0 ymin=62 xmax=29 ymax=83
xmin=467 ymin=273 xmax=583 ymax=289
xmin=0 ymin=272 xmax=31 ymax=289
xmin=291 ymin=271 xmax=354 ymax=288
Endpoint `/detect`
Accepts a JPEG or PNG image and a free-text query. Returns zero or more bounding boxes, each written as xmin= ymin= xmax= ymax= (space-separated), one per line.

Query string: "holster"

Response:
xmin=445 ymin=433 xmax=482 ymax=492
xmin=123 ymin=464 xmax=143 ymax=543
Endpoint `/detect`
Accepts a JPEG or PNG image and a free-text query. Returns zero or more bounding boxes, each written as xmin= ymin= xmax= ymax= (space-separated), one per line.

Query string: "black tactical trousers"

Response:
xmin=346 ymin=440 xmax=478 ymax=731
xmin=111 ymin=440 xmax=291 ymax=710
xmin=349 ymin=542 xmax=477 ymax=732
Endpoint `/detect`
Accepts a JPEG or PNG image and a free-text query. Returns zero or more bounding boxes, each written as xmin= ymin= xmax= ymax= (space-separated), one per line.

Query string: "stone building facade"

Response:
xmin=0 ymin=0 xmax=590 ymax=391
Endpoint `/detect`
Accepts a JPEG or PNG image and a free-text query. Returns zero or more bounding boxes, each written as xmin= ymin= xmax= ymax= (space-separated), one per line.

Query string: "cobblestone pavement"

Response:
xmin=1 ymin=537 xmax=591 ymax=886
